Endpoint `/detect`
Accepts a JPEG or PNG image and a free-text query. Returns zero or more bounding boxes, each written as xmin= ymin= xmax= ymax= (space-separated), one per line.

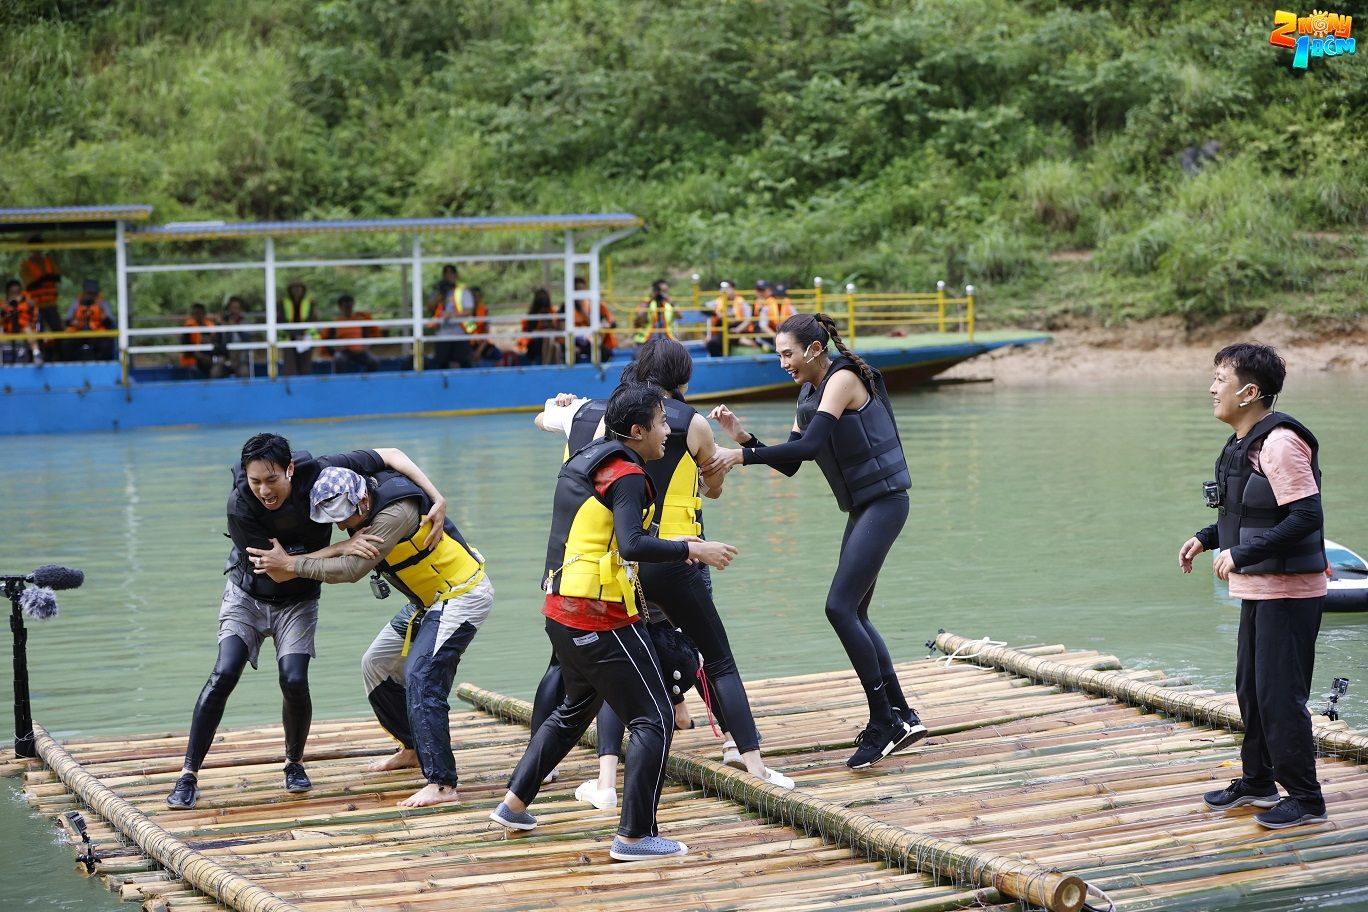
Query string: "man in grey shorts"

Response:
xmin=166 ymin=433 xmax=449 ymax=810
xmin=250 ymin=465 xmax=493 ymax=807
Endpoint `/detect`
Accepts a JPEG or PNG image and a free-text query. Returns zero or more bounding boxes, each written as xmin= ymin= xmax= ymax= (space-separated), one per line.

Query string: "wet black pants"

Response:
xmin=1236 ymin=597 xmax=1324 ymax=803
xmin=508 ymin=618 xmax=674 ymax=838
xmin=184 ymin=635 xmax=311 ymax=770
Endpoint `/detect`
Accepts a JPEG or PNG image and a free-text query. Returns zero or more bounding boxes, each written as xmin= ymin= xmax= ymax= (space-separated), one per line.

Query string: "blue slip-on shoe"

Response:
xmin=489 ymin=802 xmax=538 ymax=831
xmin=609 ymin=835 xmax=689 ymax=861
xmin=1254 ymin=797 xmax=1328 ymax=829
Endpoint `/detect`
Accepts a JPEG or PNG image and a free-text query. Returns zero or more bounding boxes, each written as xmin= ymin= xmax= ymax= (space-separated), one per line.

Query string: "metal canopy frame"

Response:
xmin=113 ymin=212 xmax=642 ymax=377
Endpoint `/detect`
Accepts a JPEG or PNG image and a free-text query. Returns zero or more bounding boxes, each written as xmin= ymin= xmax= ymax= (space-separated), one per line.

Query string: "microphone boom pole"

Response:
xmin=5 ymin=578 xmax=35 ymax=759
xmin=3 ymin=565 xmax=78 ymax=759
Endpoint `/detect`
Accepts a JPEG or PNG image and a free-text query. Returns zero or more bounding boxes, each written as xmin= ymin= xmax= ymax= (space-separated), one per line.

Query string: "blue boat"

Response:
xmin=1 ymin=206 xmax=1048 ymax=434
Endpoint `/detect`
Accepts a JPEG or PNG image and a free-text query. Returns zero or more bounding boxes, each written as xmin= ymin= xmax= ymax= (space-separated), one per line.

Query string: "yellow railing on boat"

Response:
xmin=595 ymin=278 xmax=976 ymax=357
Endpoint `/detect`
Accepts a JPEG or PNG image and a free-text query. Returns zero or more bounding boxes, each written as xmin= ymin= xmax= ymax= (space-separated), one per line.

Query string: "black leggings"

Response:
xmin=826 ymin=491 xmax=910 ymax=726
xmin=183 ymin=635 xmax=312 ymax=770
xmin=637 ymin=561 xmax=761 ymax=753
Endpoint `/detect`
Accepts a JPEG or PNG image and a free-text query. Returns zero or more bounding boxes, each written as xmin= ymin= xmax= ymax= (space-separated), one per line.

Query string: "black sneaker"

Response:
xmin=891 ymin=708 xmax=928 ymax=753
xmin=846 ymin=718 xmax=912 ymax=769
xmin=1255 ymin=797 xmax=1328 ymax=829
xmin=166 ymin=773 xmax=199 ymax=810
xmin=284 ymin=762 xmax=312 ymax=793
xmin=1202 ymin=777 xmax=1280 ymax=811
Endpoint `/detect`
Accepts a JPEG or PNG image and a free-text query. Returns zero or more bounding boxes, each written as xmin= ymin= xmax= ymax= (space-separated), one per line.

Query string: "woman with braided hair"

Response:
xmin=703 ymin=312 xmax=927 ymax=769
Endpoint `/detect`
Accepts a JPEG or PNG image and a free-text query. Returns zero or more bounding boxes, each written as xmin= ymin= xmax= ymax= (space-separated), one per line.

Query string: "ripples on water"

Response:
xmin=1 ymin=372 xmax=1365 ymax=909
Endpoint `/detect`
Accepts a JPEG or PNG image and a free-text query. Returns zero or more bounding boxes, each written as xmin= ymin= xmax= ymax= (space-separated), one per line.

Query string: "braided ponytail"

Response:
xmin=814 ymin=312 xmax=876 ymax=387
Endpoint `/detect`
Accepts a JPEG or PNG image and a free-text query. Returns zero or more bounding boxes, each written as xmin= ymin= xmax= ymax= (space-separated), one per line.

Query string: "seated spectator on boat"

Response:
xmin=704 ymin=281 xmax=750 ymax=356
xmin=278 ymin=280 xmax=316 ymax=376
xmin=64 ymin=278 xmax=115 ymax=360
xmin=771 ymin=283 xmax=796 ymax=321
xmin=633 ymin=279 xmax=674 ymax=344
xmin=211 ymin=296 xmax=250 ymax=379
xmin=755 ymin=280 xmax=792 ymax=348
xmin=2 ymin=278 xmax=42 ymax=364
xmin=180 ymin=302 xmax=216 ymax=377
xmin=19 ymin=238 xmax=66 ymax=362
xmin=467 ymin=286 xmax=500 ymax=365
xmin=320 ymin=294 xmax=380 ymax=373
xmin=518 ymin=288 xmax=563 ymax=365
xmin=572 ymin=276 xmax=617 ymax=362
xmin=428 ymin=266 xmax=476 ymax=369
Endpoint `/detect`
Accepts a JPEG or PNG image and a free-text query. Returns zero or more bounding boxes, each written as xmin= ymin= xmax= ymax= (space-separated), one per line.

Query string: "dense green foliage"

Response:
xmin=2 ymin=0 xmax=1364 ymax=325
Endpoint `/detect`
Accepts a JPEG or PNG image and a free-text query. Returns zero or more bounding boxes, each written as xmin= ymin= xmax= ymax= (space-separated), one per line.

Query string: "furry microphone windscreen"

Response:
xmin=30 ymin=565 xmax=84 ymax=591
xmin=19 ymin=586 xmax=59 ymax=620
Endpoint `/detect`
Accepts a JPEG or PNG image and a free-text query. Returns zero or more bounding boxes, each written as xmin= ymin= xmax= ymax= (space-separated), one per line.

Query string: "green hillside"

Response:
xmin=3 ymin=0 xmax=1365 ymax=326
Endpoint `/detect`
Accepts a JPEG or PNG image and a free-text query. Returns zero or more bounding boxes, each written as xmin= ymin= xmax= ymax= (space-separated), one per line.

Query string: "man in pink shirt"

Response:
xmin=1178 ymin=342 xmax=1328 ymax=829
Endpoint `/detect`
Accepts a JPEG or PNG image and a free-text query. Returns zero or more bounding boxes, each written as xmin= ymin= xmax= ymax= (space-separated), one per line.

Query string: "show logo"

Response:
xmin=1270 ymin=10 xmax=1355 ymax=70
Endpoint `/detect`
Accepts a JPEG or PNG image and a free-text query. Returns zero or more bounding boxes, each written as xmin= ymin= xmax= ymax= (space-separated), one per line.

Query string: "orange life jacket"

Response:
xmin=68 ymin=296 xmax=110 ymax=332
xmin=320 ymin=311 xmax=383 ymax=353
xmin=19 ymin=255 xmax=60 ymax=308
xmin=180 ymin=316 xmax=214 ymax=366
xmin=759 ymin=296 xmax=793 ymax=332
xmin=575 ymin=301 xmax=617 ymax=349
xmin=2 ymin=294 xmax=36 ymax=334
xmin=710 ymin=295 xmax=751 ymax=335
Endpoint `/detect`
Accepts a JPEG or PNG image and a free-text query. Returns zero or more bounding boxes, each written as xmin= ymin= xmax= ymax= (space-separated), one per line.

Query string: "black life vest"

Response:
xmin=567 ymin=399 xmax=608 ymax=455
xmin=543 ymin=438 xmax=656 ymax=616
xmin=224 ymin=450 xmax=333 ymax=602
xmin=1214 ymin=411 xmax=1325 ymax=575
xmin=563 ymin=398 xmax=700 ymax=537
xmin=361 ymin=470 xmax=484 ymax=607
xmin=795 ymin=357 xmax=911 ymax=512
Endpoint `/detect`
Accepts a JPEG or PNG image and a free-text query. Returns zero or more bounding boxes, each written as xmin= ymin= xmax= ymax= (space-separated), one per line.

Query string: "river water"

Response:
xmin=2 ymin=372 xmax=1366 ymax=910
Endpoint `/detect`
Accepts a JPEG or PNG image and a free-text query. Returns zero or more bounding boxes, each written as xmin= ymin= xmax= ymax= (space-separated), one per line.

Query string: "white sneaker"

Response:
xmin=574 ymin=780 xmax=618 ymax=810
xmin=721 ymin=739 xmax=744 ymax=769
xmin=542 ymin=766 xmax=560 ymax=785
xmin=759 ymin=767 xmax=794 ymax=789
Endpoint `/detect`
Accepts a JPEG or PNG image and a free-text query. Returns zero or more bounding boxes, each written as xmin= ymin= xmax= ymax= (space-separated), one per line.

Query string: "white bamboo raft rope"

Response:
xmin=6 ymin=633 xmax=1366 ymax=912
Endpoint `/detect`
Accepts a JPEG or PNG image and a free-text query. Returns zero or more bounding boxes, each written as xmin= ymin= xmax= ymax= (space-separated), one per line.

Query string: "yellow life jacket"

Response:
xmin=634 ymin=299 xmax=675 ymax=343
xmin=364 ymin=471 xmax=484 ymax=609
xmin=651 ymin=398 xmax=702 ymax=539
xmin=543 ymin=439 xmax=656 ymax=617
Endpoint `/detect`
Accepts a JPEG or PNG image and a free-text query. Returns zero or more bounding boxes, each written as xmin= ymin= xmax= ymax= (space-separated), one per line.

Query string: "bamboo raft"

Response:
xmin=6 ymin=631 xmax=1367 ymax=912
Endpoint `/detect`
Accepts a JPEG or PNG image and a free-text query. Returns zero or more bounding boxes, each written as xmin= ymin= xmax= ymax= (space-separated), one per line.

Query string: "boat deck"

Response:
xmin=9 ymin=632 xmax=1366 ymax=912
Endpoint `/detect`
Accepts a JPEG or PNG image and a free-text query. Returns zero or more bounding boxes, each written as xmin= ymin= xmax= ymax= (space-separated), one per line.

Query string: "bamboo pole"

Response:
xmin=456 ymin=683 xmax=1090 ymax=912
xmin=933 ymin=632 xmax=1368 ymax=762
xmin=33 ymin=724 xmax=301 ymax=912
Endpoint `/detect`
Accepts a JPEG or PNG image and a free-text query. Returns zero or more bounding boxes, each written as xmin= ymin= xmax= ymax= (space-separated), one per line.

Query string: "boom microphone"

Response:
xmin=29 ymin=565 xmax=84 ymax=591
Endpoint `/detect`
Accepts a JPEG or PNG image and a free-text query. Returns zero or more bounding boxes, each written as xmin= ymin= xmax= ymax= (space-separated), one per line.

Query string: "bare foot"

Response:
xmin=367 ymin=748 xmax=419 ymax=772
xmin=397 ymin=783 xmax=459 ymax=808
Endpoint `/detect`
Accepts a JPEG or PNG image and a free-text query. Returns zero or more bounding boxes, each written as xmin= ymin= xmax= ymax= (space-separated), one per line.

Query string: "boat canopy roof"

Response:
xmin=129 ymin=213 xmax=645 ymax=243
xmin=0 ymin=204 xmax=154 ymax=234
